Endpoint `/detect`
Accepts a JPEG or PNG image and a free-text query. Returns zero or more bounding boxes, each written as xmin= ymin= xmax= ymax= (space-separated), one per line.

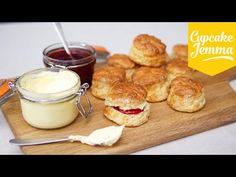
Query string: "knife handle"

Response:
xmin=0 ymin=79 xmax=15 ymax=106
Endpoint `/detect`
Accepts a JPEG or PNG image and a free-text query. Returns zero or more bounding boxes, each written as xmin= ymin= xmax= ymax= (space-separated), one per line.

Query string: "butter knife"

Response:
xmin=9 ymin=136 xmax=70 ymax=146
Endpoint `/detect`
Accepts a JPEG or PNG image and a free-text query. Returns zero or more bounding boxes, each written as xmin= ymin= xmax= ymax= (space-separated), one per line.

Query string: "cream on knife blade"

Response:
xmin=9 ymin=125 xmax=125 ymax=146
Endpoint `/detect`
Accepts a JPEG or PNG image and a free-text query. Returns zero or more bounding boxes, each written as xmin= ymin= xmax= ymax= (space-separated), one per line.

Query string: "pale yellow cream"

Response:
xmin=69 ymin=125 xmax=125 ymax=146
xmin=18 ymin=69 xmax=80 ymax=129
xmin=20 ymin=70 xmax=78 ymax=94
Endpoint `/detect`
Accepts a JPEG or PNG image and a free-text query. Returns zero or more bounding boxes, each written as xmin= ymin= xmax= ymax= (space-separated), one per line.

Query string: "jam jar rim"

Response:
xmin=15 ymin=68 xmax=81 ymax=103
xmin=43 ymin=42 xmax=96 ymax=67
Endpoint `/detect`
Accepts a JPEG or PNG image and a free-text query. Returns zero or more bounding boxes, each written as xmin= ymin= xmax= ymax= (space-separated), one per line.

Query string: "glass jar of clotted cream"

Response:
xmin=9 ymin=68 xmax=92 ymax=129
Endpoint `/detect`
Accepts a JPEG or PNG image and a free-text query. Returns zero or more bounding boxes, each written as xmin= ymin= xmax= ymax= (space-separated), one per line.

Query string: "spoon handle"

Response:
xmin=9 ymin=136 xmax=69 ymax=146
xmin=53 ymin=22 xmax=72 ymax=56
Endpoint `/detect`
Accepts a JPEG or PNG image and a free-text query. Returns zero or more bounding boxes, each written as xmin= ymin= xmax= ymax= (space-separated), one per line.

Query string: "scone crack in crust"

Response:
xmin=129 ymin=46 xmax=168 ymax=67
xmin=107 ymin=54 xmax=136 ymax=69
xmin=132 ymin=67 xmax=168 ymax=86
xmin=92 ymin=67 xmax=126 ymax=83
xmin=166 ymin=59 xmax=193 ymax=75
xmin=170 ymin=77 xmax=203 ymax=97
xmin=134 ymin=34 xmax=166 ymax=56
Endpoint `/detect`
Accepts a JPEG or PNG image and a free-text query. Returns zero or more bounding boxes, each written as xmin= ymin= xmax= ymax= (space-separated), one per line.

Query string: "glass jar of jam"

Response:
xmin=43 ymin=42 xmax=96 ymax=86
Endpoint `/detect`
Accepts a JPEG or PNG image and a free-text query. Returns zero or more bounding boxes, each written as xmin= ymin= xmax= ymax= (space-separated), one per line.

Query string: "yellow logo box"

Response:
xmin=188 ymin=22 xmax=236 ymax=76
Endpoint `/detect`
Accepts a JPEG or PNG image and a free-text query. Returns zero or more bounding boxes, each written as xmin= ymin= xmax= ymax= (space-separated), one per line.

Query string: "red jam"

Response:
xmin=113 ymin=106 xmax=144 ymax=115
xmin=43 ymin=45 xmax=96 ymax=87
xmin=47 ymin=48 xmax=91 ymax=60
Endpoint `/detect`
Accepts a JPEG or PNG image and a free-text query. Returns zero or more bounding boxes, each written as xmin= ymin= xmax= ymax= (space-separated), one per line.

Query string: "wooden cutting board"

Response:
xmin=2 ymin=66 xmax=236 ymax=154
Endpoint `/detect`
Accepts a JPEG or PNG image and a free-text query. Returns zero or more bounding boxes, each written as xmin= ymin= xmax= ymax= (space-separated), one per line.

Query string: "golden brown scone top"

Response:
xmin=132 ymin=67 xmax=168 ymax=86
xmin=133 ymin=34 xmax=166 ymax=56
xmin=166 ymin=59 xmax=193 ymax=75
xmin=107 ymin=54 xmax=136 ymax=69
xmin=93 ymin=66 xmax=126 ymax=83
xmin=170 ymin=76 xmax=203 ymax=97
xmin=173 ymin=44 xmax=188 ymax=58
xmin=107 ymin=82 xmax=147 ymax=105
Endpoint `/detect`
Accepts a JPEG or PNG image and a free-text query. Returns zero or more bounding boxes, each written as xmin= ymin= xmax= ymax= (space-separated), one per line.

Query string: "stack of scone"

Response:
xmin=132 ymin=67 xmax=169 ymax=102
xmin=166 ymin=44 xmax=205 ymax=112
xmin=107 ymin=54 xmax=137 ymax=81
xmin=91 ymin=67 xmax=126 ymax=99
xmin=129 ymin=34 xmax=171 ymax=103
xmin=91 ymin=34 xmax=206 ymax=127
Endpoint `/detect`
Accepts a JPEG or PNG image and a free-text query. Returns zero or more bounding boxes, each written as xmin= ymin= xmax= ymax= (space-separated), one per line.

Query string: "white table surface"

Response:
xmin=0 ymin=22 xmax=236 ymax=155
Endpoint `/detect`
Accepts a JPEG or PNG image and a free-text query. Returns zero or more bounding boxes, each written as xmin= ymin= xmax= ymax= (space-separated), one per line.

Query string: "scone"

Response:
xmin=132 ymin=67 xmax=169 ymax=102
xmin=91 ymin=67 xmax=126 ymax=99
xmin=129 ymin=34 xmax=169 ymax=67
xmin=107 ymin=54 xmax=135 ymax=69
xmin=107 ymin=54 xmax=137 ymax=81
xmin=172 ymin=44 xmax=188 ymax=61
xmin=167 ymin=76 xmax=206 ymax=112
xmin=104 ymin=82 xmax=150 ymax=127
xmin=166 ymin=58 xmax=193 ymax=82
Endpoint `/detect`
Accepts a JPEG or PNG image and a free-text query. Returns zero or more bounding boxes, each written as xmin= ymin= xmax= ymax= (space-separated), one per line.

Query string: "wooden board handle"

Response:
xmin=218 ymin=67 xmax=236 ymax=82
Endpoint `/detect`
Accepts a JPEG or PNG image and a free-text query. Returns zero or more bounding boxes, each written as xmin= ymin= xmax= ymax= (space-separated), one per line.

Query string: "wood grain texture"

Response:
xmin=2 ymin=66 xmax=236 ymax=154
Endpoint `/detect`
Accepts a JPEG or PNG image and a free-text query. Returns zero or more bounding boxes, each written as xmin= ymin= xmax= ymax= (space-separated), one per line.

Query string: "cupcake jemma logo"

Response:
xmin=188 ymin=22 xmax=236 ymax=76
xmin=190 ymin=31 xmax=233 ymax=60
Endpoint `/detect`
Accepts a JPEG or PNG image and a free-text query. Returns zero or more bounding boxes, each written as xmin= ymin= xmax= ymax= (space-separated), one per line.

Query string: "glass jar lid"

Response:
xmin=16 ymin=68 xmax=81 ymax=103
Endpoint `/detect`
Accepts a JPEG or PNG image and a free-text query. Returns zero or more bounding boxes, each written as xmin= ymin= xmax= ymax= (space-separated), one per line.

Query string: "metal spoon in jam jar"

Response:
xmin=53 ymin=22 xmax=75 ymax=60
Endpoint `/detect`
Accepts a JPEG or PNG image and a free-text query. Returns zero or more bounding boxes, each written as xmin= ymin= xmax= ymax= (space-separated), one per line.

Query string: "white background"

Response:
xmin=0 ymin=22 xmax=236 ymax=154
